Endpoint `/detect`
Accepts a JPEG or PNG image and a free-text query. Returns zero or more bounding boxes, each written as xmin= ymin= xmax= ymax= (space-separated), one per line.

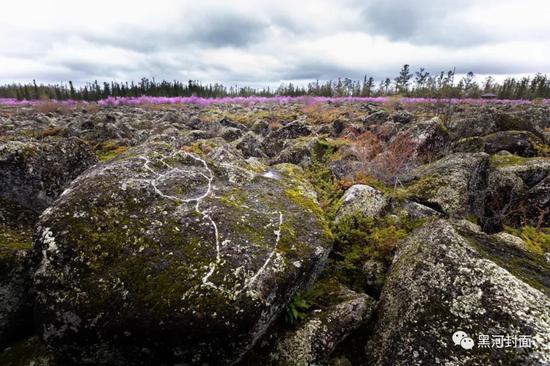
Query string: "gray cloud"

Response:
xmin=0 ymin=0 xmax=549 ymax=85
xmin=359 ymin=0 xmax=492 ymax=46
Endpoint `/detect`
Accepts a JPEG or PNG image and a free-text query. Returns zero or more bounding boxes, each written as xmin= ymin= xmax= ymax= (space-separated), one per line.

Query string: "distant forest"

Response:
xmin=1 ymin=65 xmax=549 ymax=101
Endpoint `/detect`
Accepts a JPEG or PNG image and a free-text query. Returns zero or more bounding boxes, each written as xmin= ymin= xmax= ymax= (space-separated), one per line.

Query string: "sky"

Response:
xmin=1 ymin=0 xmax=550 ymax=87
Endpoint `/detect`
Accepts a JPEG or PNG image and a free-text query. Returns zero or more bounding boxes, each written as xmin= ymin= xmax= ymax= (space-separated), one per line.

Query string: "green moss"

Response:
xmin=503 ymin=225 xmax=550 ymax=256
xmin=94 ymin=140 xmax=128 ymax=161
xmin=328 ymin=213 xmax=426 ymax=292
xmin=0 ymin=336 xmax=52 ymax=366
xmin=404 ymin=173 xmax=444 ymax=200
xmin=0 ymin=224 xmax=32 ymax=257
xmin=534 ymin=143 xmax=550 ymax=157
xmin=459 ymin=228 xmax=550 ymax=294
xmin=490 ymin=154 xmax=528 ymax=168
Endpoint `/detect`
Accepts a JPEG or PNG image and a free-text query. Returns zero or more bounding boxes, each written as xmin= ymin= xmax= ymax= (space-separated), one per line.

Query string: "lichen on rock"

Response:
xmin=32 ymin=140 xmax=332 ymax=365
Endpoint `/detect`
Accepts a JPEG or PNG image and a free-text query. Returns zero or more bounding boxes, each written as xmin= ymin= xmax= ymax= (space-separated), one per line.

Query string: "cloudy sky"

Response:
xmin=1 ymin=0 xmax=549 ymax=86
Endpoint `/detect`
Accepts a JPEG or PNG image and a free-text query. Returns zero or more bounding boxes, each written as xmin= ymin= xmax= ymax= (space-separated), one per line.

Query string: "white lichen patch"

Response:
xmin=35 ymin=228 xmax=58 ymax=276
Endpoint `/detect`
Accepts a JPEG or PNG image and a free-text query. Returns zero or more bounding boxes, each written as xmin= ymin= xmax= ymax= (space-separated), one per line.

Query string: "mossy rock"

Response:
xmin=367 ymin=220 xmax=550 ymax=365
xmin=33 ymin=141 xmax=332 ymax=365
xmin=403 ymin=153 xmax=490 ymax=218
xmin=0 ymin=138 xmax=98 ymax=213
xmin=0 ymin=224 xmax=34 ymax=349
xmin=0 ymin=336 xmax=53 ymax=366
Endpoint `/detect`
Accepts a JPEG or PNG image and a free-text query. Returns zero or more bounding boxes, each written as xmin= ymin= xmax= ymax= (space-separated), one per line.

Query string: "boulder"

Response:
xmin=220 ymin=118 xmax=248 ymax=131
xmin=0 ymin=198 xmax=38 ymax=348
xmin=32 ymin=141 xmax=332 ymax=365
xmin=363 ymin=111 xmax=389 ymax=126
xmin=484 ymin=156 xmax=550 ymax=229
xmin=390 ymin=110 xmax=413 ymax=124
xmin=0 ymin=138 xmax=98 ymax=213
xmin=234 ymin=132 xmax=266 ymax=158
xmin=221 ymin=127 xmax=244 ymax=142
xmin=262 ymin=121 xmax=313 ymax=158
xmin=482 ymin=131 xmax=541 ymax=157
xmin=403 ymin=153 xmax=490 ymax=218
xmin=0 ymin=223 xmax=34 ymax=349
xmin=269 ymin=137 xmax=332 ymax=168
xmin=251 ymin=120 xmax=270 ymax=137
xmin=335 ymin=185 xmax=390 ymax=222
xmin=403 ymin=117 xmax=450 ymax=162
xmin=367 ymin=220 xmax=550 ymax=366
xmin=447 ymin=108 xmax=545 ymax=141
xmin=268 ymin=286 xmax=375 ymax=366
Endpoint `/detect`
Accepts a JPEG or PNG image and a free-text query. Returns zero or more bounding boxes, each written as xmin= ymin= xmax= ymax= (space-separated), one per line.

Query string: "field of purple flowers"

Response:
xmin=1 ymin=96 xmax=550 ymax=108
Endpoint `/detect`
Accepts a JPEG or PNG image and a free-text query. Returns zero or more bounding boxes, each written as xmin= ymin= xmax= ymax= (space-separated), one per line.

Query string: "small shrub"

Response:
xmin=383 ymin=96 xmax=403 ymax=113
xmin=351 ymin=131 xmax=418 ymax=188
xmin=329 ymin=213 xmax=426 ymax=292
xmin=40 ymin=126 xmax=63 ymax=138
xmin=284 ymin=294 xmax=311 ymax=325
xmin=35 ymin=101 xmax=60 ymax=114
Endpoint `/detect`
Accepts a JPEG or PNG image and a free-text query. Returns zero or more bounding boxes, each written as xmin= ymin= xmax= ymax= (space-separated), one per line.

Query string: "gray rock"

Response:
xmin=482 ymin=130 xmax=541 ymax=157
xmin=404 ymin=153 xmax=490 ymax=218
xmin=32 ymin=141 xmax=332 ymax=365
xmin=363 ymin=110 xmax=389 ymax=125
xmin=269 ymin=286 xmax=376 ymax=366
xmin=335 ymin=185 xmax=389 ymax=222
xmin=403 ymin=117 xmax=450 ymax=162
xmin=0 ymin=138 xmax=98 ymax=213
xmin=484 ymin=156 xmax=550 ymax=229
xmin=234 ymin=131 xmax=266 ymax=158
xmin=251 ymin=120 xmax=270 ymax=137
xmin=362 ymin=260 xmax=388 ymax=292
xmin=0 ymin=233 xmax=34 ymax=349
xmin=262 ymin=121 xmax=313 ymax=158
xmin=221 ymin=127 xmax=244 ymax=142
xmin=398 ymin=200 xmax=444 ymax=220
xmin=269 ymin=137 xmax=331 ymax=168
xmin=367 ymin=220 xmax=550 ymax=366
xmin=447 ymin=108 xmax=545 ymax=141
xmin=220 ymin=118 xmax=248 ymax=131
xmin=391 ymin=110 xmax=413 ymax=124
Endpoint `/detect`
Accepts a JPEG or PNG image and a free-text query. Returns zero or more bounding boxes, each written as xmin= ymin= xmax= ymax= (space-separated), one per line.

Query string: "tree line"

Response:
xmin=1 ymin=66 xmax=549 ymax=101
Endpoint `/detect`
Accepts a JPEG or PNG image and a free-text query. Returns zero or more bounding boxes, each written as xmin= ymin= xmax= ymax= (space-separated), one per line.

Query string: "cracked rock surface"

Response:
xmin=32 ymin=140 xmax=332 ymax=365
xmin=367 ymin=219 xmax=550 ymax=366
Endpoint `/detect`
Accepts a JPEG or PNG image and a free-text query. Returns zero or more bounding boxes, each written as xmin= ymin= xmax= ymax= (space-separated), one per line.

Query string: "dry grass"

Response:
xmin=350 ymin=130 xmax=418 ymax=187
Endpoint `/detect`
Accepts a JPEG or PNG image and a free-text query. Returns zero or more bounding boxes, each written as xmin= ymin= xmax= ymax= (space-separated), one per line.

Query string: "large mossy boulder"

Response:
xmin=403 ymin=153 xmax=490 ymax=218
xmin=403 ymin=117 xmax=450 ymax=162
xmin=262 ymin=120 xmax=312 ymax=158
xmin=0 ymin=200 xmax=38 ymax=349
xmin=446 ymin=108 xmax=545 ymax=141
xmin=32 ymin=141 xmax=332 ymax=365
xmin=367 ymin=220 xmax=550 ymax=366
xmin=0 ymin=138 xmax=98 ymax=213
xmin=482 ymin=130 xmax=542 ymax=157
xmin=0 ymin=225 xmax=34 ymax=349
xmin=484 ymin=155 xmax=550 ymax=230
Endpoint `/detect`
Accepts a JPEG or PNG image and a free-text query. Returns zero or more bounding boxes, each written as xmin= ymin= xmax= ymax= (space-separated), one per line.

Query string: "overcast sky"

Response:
xmin=1 ymin=0 xmax=549 ymax=86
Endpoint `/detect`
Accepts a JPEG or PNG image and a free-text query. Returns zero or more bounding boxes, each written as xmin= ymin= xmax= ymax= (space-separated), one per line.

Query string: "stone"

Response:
xmin=403 ymin=153 xmax=490 ymax=218
xmin=335 ymin=185 xmax=389 ymax=222
xmin=482 ymin=130 xmax=541 ymax=157
xmin=32 ymin=140 xmax=332 ymax=365
xmin=367 ymin=220 xmax=550 ymax=366
xmin=262 ymin=121 xmax=313 ymax=158
xmin=269 ymin=286 xmax=375 ymax=366
xmin=0 ymin=138 xmax=98 ymax=213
